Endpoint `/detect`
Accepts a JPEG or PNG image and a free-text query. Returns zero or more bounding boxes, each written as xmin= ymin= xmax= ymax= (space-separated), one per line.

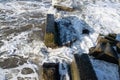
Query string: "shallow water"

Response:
xmin=0 ymin=0 xmax=120 ymax=80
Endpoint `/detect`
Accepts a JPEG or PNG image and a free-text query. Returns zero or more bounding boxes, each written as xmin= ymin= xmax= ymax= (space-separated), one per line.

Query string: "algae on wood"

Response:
xmin=44 ymin=14 xmax=58 ymax=48
xmin=44 ymin=33 xmax=57 ymax=48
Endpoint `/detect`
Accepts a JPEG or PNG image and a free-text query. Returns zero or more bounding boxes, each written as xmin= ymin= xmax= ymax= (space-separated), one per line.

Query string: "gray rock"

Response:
xmin=0 ymin=55 xmax=27 ymax=69
xmin=21 ymin=67 xmax=34 ymax=74
xmin=17 ymin=77 xmax=24 ymax=80
xmin=0 ymin=41 xmax=4 ymax=47
xmin=5 ymin=73 xmax=13 ymax=80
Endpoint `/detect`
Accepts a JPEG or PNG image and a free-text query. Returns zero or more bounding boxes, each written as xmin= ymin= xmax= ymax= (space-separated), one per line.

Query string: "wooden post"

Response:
xmin=70 ymin=59 xmax=80 ymax=80
xmin=42 ymin=63 xmax=60 ymax=80
xmin=70 ymin=54 xmax=98 ymax=80
xmin=118 ymin=57 xmax=120 ymax=79
xmin=44 ymin=14 xmax=57 ymax=48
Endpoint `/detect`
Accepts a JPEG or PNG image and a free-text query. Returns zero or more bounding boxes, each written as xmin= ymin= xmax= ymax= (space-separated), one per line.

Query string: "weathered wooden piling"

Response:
xmin=97 ymin=34 xmax=118 ymax=46
xmin=42 ymin=63 xmax=60 ymax=80
xmin=118 ymin=57 xmax=120 ymax=79
xmin=44 ymin=14 xmax=57 ymax=48
xmin=54 ymin=5 xmax=74 ymax=12
xmin=70 ymin=54 xmax=98 ymax=80
xmin=70 ymin=59 xmax=80 ymax=80
xmin=89 ymin=33 xmax=119 ymax=64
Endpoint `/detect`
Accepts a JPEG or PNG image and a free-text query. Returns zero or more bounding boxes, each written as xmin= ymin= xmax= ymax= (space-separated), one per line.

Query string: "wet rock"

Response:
xmin=17 ymin=77 xmax=37 ymax=80
xmin=89 ymin=43 xmax=118 ymax=64
xmin=73 ymin=54 xmax=97 ymax=80
xmin=40 ymin=48 xmax=48 ymax=54
xmin=116 ymin=42 xmax=120 ymax=53
xmin=56 ymin=17 xmax=77 ymax=46
xmin=0 ymin=41 xmax=4 ymax=47
xmin=0 ymin=56 xmax=27 ymax=69
xmin=42 ymin=63 xmax=60 ymax=80
xmin=24 ymin=77 xmax=37 ymax=80
xmin=5 ymin=73 xmax=13 ymax=80
xmin=54 ymin=5 xmax=74 ymax=12
xmin=11 ymin=69 xmax=20 ymax=75
xmin=21 ymin=67 xmax=34 ymax=74
xmin=17 ymin=77 xmax=24 ymax=80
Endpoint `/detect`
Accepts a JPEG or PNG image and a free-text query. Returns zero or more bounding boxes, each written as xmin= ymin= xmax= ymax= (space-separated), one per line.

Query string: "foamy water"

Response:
xmin=0 ymin=0 xmax=120 ymax=80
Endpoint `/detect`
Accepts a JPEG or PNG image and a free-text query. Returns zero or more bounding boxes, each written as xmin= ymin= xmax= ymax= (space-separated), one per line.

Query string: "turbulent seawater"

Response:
xmin=0 ymin=0 xmax=120 ymax=80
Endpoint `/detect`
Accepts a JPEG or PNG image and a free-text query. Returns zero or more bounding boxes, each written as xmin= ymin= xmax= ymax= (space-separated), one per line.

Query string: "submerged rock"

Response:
xmin=21 ymin=67 xmax=34 ymax=74
xmin=0 ymin=41 xmax=4 ymax=47
xmin=0 ymin=55 xmax=27 ymax=69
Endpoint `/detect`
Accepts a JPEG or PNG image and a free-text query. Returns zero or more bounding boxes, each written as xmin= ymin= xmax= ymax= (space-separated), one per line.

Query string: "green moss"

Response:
xmin=44 ymin=33 xmax=57 ymax=48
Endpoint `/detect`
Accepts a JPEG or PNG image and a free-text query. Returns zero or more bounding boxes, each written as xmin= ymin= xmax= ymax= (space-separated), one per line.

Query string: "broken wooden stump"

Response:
xmin=107 ymin=33 xmax=117 ymax=39
xmin=97 ymin=34 xmax=118 ymax=46
xmin=44 ymin=14 xmax=58 ymax=48
xmin=54 ymin=5 xmax=74 ymax=12
xmin=70 ymin=54 xmax=97 ymax=80
xmin=89 ymin=42 xmax=118 ymax=64
xmin=89 ymin=33 xmax=119 ymax=64
xmin=42 ymin=63 xmax=60 ymax=80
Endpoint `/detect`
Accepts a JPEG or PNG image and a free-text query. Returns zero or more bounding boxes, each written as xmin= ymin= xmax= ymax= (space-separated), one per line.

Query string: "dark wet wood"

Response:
xmin=42 ymin=63 xmax=60 ymax=80
xmin=54 ymin=5 xmax=74 ymax=12
xmin=72 ymin=54 xmax=98 ymax=80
